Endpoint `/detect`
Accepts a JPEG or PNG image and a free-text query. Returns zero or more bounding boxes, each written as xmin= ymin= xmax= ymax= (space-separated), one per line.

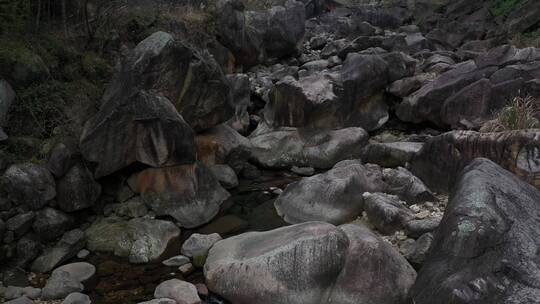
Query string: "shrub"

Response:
xmin=483 ymin=96 xmax=540 ymax=132
xmin=489 ymin=0 xmax=522 ymax=17
xmin=81 ymin=52 xmax=111 ymax=80
xmin=6 ymin=81 xmax=69 ymax=138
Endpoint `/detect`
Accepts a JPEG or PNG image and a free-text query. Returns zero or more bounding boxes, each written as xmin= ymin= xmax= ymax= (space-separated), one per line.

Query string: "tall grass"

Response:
xmin=483 ymin=96 xmax=540 ymax=132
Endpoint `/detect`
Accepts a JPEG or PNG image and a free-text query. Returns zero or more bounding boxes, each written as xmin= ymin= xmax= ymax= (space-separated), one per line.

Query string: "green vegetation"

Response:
xmin=489 ymin=0 xmax=522 ymax=17
xmin=242 ymin=0 xmax=283 ymax=10
xmin=487 ymin=96 xmax=540 ymax=132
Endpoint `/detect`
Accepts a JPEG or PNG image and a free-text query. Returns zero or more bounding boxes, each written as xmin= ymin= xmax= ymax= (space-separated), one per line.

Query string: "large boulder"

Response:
xmin=341 ymin=53 xmax=390 ymax=131
xmin=275 ymin=161 xmax=386 ymax=224
xmin=264 ymin=1 xmax=306 ymax=58
xmin=264 ymin=51 xmax=413 ymax=132
xmin=85 ymin=217 xmax=180 ymax=263
xmin=101 ymin=31 xmax=232 ymax=131
xmin=204 ymin=221 xmax=416 ymax=304
xmin=128 ymin=162 xmax=230 ymax=228
xmin=3 ymin=163 xmax=56 ymax=210
xmin=361 ymin=141 xmax=424 ymax=168
xmin=396 ymin=60 xmax=496 ymax=126
xmin=411 ymin=130 xmax=540 ymax=191
xmin=215 ymin=0 xmax=264 ymax=67
xmin=216 ymin=0 xmax=305 ymax=67
xmin=56 ymin=163 xmax=102 ymax=212
xmin=411 ymin=158 xmax=540 ymax=304
xmin=397 ymin=46 xmax=540 ymax=128
xmin=80 ymin=90 xmax=196 ymax=178
xmin=264 ymin=73 xmax=342 ymax=129
xmin=31 ymin=229 xmax=86 ymax=273
xmin=249 ymin=127 xmax=369 ymax=169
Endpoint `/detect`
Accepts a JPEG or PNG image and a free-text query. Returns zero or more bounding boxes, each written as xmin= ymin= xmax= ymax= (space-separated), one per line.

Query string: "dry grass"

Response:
xmin=482 ymin=96 xmax=540 ymax=132
xmin=510 ymin=30 xmax=540 ymax=48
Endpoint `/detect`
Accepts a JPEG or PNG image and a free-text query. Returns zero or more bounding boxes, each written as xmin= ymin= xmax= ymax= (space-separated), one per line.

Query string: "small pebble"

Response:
xmin=415 ymin=211 xmax=431 ymax=219
xmin=162 ymin=255 xmax=190 ymax=267
xmin=409 ymin=205 xmax=421 ymax=213
xmin=77 ymin=249 xmax=90 ymax=259
xmin=178 ymin=263 xmax=195 ymax=276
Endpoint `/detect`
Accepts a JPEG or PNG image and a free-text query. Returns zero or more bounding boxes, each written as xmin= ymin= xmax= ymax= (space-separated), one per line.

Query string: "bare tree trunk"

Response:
xmin=84 ymin=0 xmax=93 ymax=44
xmin=62 ymin=0 xmax=67 ymax=35
xmin=35 ymin=0 xmax=42 ymax=32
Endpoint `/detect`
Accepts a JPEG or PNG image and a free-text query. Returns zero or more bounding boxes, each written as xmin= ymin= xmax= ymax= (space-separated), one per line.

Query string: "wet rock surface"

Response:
xmin=205 ymin=221 xmax=416 ymax=304
xmin=412 ymin=158 xmax=540 ymax=304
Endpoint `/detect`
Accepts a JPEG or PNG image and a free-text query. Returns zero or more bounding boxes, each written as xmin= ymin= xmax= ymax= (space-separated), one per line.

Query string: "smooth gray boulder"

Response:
xmin=204 ymin=222 xmax=416 ymax=304
xmin=41 ymin=271 xmax=84 ymax=300
xmin=4 ymin=296 xmax=33 ymax=304
xmin=326 ymin=224 xmax=417 ymax=304
xmin=411 ymin=158 xmax=540 ymax=304
xmin=154 ymin=279 xmax=201 ymax=304
xmin=250 ymin=127 xmax=369 ymax=169
xmin=3 ymin=163 xmax=56 ymax=210
xmin=363 ymin=192 xmax=414 ymax=234
xmin=62 ymin=292 xmax=91 ymax=304
xmin=275 ymin=162 xmax=386 ymax=224
xmin=383 ymin=167 xmax=437 ymax=204
xmin=31 ymin=229 xmax=86 ymax=273
xmin=181 ymin=233 xmax=222 ymax=267
xmin=53 ymin=263 xmax=96 ymax=285
xmin=85 ymin=217 xmax=180 ymax=263
xmin=6 ymin=212 xmax=34 ymax=238
xmin=5 ymin=286 xmax=41 ymax=300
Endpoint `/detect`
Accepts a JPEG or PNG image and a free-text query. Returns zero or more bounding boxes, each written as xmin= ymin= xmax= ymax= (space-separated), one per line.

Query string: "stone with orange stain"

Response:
xmin=195 ymin=124 xmax=252 ymax=166
xmin=128 ymin=162 xmax=230 ymax=228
